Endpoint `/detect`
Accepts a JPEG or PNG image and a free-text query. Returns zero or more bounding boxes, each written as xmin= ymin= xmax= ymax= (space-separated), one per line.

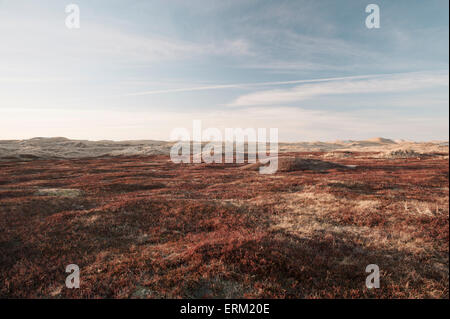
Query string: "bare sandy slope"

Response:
xmin=0 ymin=137 xmax=173 ymax=161
xmin=0 ymin=137 xmax=448 ymax=161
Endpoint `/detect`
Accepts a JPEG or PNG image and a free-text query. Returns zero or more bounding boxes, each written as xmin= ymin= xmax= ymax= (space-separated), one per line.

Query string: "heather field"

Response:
xmin=0 ymin=152 xmax=448 ymax=298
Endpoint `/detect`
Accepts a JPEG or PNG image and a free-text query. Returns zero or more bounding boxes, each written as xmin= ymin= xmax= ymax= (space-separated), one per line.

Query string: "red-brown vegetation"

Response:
xmin=0 ymin=153 xmax=448 ymax=298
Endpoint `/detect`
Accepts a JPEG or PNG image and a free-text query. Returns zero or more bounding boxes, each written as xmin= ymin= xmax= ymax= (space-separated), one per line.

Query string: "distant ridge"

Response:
xmin=363 ymin=137 xmax=396 ymax=144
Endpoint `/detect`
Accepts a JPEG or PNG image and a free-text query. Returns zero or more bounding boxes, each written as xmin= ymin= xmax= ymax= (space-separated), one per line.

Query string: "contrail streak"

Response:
xmin=117 ymin=73 xmax=396 ymax=97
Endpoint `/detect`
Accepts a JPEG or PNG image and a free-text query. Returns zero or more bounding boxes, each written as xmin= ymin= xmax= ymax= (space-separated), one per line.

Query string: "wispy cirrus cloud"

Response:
xmin=228 ymin=71 xmax=449 ymax=107
xmin=0 ymin=16 xmax=251 ymax=67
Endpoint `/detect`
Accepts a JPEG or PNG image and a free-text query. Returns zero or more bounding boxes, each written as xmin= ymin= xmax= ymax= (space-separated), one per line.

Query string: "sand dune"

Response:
xmin=0 ymin=137 xmax=447 ymax=161
xmin=0 ymin=137 xmax=173 ymax=161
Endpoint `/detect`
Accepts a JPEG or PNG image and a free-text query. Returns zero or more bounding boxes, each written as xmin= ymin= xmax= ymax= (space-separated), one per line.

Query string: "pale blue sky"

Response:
xmin=0 ymin=0 xmax=448 ymax=141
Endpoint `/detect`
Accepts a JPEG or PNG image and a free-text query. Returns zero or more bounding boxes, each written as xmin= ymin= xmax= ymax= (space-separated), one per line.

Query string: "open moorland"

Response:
xmin=0 ymin=138 xmax=448 ymax=298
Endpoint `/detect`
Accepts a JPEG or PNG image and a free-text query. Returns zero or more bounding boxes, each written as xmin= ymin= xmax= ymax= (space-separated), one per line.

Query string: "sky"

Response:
xmin=0 ymin=0 xmax=448 ymax=141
